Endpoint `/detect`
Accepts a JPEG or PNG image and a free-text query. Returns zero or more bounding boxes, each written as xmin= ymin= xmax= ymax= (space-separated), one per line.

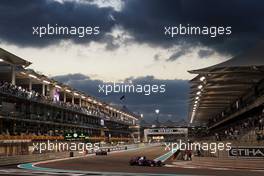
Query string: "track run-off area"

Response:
xmin=9 ymin=145 xmax=263 ymax=176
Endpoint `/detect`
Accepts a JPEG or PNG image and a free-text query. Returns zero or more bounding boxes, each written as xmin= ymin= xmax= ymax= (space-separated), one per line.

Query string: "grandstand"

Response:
xmin=188 ymin=43 xmax=264 ymax=152
xmin=0 ymin=48 xmax=140 ymax=157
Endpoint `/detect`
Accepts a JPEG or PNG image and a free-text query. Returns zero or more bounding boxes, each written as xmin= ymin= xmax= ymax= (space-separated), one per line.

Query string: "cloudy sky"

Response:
xmin=0 ymin=0 xmax=263 ymax=122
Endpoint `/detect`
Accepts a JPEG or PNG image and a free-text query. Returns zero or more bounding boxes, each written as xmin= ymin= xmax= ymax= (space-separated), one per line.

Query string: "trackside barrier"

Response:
xmin=0 ymin=151 xmax=84 ymax=166
xmin=98 ymin=143 xmax=159 ymax=153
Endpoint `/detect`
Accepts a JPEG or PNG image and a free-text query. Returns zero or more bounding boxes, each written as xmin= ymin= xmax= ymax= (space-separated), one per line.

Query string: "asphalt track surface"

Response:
xmin=0 ymin=145 xmax=264 ymax=175
xmin=36 ymin=145 xmax=264 ymax=176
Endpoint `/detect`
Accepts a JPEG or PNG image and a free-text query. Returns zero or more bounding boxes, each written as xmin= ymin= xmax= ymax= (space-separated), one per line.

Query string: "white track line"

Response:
xmin=166 ymin=162 xmax=264 ymax=172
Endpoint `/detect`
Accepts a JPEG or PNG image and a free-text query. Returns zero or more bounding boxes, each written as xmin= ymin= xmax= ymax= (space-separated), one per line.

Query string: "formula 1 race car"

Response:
xmin=129 ymin=156 xmax=163 ymax=167
xmin=95 ymin=149 xmax=108 ymax=155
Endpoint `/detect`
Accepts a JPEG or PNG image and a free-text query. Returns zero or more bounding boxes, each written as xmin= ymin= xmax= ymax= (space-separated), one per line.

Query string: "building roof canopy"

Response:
xmin=0 ymin=48 xmax=31 ymax=67
xmin=188 ymin=42 xmax=264 ymax=124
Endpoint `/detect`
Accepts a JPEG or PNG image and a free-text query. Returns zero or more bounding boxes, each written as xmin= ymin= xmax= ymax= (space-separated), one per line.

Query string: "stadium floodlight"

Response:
xmin=190 ymin=113 xmax=195 ymax=124
xmin=198 ymin=85 xmax=203 ymax=89
xmin=155 ymin=109 xmax=160 ymax=114
xmin=65 ymin=89 xmax=71 ymax=93
xmin=140 ymin=114 xmax=144 ymax=118
xmin=55 ymin=85 xmax=62 ymax=89
xmin=195 ymin=100 xmax=198 ymax=104
xmin=196 ymin=91 xmax=201 ymax=95
xmin=200 ymin=76 xmax=206 ymax=82
xmin=105 ymin=106 xmax=110 ymax=109
xmin=81 ymin=95 xmax=86 ymax=99
xmin=0 ymin=58 xmax=4 ymax=62
xmin=87 ymin=98 xmax=92 ymax=102
xmin=194 ymin=104 xmax=197 ymax=107
xmin=74 ymin=92 xmax=79 ymax=96
xmin=195 ymin=96 xmax=199 ymax=100
xmin=28 ymin=74 xmax=37 ymax=79
xmin=43 ymin=80 xmax=50 ymax=84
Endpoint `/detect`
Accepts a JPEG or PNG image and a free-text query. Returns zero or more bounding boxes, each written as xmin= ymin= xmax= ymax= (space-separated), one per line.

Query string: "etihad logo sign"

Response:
xmin=229 ymin=147 xmax=264 ymax=158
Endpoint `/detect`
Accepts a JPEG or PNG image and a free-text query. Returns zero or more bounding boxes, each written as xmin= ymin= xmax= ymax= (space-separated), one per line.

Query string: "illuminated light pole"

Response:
xmin=155 ymin=109 xmax=160 ymax=124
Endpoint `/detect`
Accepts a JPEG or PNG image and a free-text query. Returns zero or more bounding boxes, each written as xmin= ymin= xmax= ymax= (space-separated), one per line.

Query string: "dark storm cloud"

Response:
xmin=166 ymin=44 xmax=191 ymax=61
xmin=153 ymin=54 xmax=160 ymax=61
xmin=103 ymin=34 xmax=120 ymax=50
xmin=198 ymin=49 xmax=215 ymax=58
xmin=1 ymin=0 xmax=263 ymax=54
xmin=167 ymin=49 xmax=189 ymax=61
xmin=115 ymin=0 xmax=264 ymax=56
xmin=53 ymin=74 xmax=189 ymax=122
xmin=0 ymin=0 xmax=115 ymax=47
